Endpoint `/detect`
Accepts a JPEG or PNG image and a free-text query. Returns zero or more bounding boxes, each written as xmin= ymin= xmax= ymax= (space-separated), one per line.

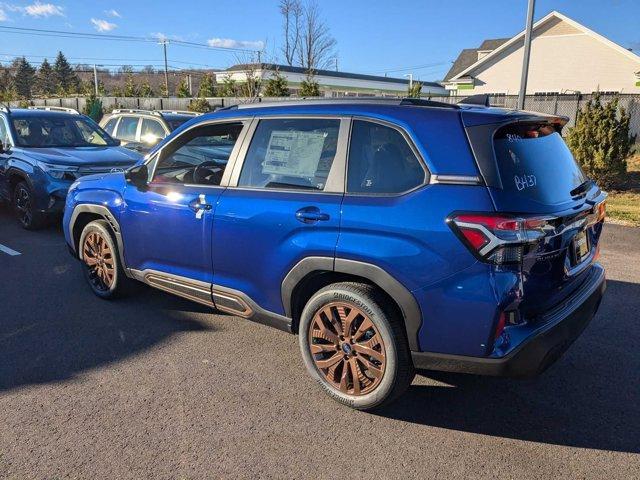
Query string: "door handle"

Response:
xmin=295 ymin=206 xmax=330 ymax=224
xmin=189 ymin=194 xmax=213 ymax=215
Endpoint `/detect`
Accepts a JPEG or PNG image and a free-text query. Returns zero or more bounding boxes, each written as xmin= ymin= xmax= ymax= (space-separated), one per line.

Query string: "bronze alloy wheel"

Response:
xmin=82 ymin=232 xmax=115 ymax=291
xmin=308 ymin=301 xmax=386 ymax=396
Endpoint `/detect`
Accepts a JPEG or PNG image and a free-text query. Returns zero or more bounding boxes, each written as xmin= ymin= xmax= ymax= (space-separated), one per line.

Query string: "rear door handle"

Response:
xmin=296 ymin=206 xmax=330 ymax=224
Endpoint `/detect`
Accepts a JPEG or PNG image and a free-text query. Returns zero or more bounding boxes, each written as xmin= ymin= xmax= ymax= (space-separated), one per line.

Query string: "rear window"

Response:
xmin=494 ymin=124 xmax=587 ymax=204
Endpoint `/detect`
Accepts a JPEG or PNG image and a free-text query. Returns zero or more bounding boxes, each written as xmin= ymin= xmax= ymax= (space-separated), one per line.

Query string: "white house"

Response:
xmin=443 ymin=11 xmax=640 ymax=95
xmin=217 ymin=63 xmax=446 ymax=97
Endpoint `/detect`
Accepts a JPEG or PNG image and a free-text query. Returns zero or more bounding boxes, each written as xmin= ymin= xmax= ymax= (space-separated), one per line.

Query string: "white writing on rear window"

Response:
xmin=514 ymin=173 xmax=537 ymax=191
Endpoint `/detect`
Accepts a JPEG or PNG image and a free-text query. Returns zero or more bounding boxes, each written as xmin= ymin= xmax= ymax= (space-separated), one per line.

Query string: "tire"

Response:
xmin=13 ymin=181 xmax=47 ymax=230
xmin=299 ymin=282 xmax=415 ymax=411
xmin=78 ymin=219 xmax=136 ymax=299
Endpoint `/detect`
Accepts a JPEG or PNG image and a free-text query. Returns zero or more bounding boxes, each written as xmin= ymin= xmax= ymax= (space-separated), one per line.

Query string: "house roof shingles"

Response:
xmin=444 ymin=38 xmax=509 ymax=81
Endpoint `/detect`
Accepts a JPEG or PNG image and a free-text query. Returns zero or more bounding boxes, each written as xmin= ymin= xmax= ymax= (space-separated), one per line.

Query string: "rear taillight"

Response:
xmin=597 ymin=201 xmax=606 ymax=223
xmin=448 ymin=213 xmax=550 ymax=265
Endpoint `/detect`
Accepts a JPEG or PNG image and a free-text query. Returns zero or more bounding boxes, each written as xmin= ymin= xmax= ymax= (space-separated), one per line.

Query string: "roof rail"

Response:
xmin=111 ymin=108 xmax=161 ymax=116
xmin=233 ymin=97 xmax=460 ymax=110
xmin=157 ymin=110 xmax=200 ymax=116
xmin=28 ymin=106 xmax=79 ymax=114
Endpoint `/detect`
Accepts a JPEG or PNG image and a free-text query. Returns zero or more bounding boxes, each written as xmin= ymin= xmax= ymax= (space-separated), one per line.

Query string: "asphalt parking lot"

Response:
xmin=0 ymin=204 xmax=639 ymax=480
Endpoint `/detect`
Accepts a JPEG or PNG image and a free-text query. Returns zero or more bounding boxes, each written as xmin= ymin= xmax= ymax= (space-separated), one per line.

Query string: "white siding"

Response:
xmin=448 ymin=17 xmax=640 ymax=95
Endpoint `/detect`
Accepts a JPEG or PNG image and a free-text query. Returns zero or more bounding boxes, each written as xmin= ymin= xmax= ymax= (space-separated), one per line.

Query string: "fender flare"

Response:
xmin=68 ymin=204 xmax=131 ymax=277
xmin=282 ymin=256 xmax=423 ymax=351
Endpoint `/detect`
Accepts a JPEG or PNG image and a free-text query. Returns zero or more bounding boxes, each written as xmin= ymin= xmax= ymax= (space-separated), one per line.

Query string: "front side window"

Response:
xmin=238 ymin=118 xmax=340 ymax=191
xmin=12 ymin=116 xmax=117 ymax=148
xmin=347 ymin=120 xmax=425 ymax=194
xmin=152 ymin=122 xmax=243 ymax=186
xmin=116 ymin=116 xmax=139 ymax=141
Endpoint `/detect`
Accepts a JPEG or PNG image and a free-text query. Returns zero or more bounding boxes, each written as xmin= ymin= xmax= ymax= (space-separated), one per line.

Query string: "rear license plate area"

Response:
xmin=572 ymin=230 xmax=590 ymax=265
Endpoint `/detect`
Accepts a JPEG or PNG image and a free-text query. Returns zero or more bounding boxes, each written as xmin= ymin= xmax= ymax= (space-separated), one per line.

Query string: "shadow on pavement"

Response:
xmin=376 ymin=278 xmax=640 ymax=454
xmin=0 ymin=205 xmax=215 ymax=392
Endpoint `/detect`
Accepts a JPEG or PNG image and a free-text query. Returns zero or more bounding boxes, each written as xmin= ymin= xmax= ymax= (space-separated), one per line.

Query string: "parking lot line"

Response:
xmin=0 ymin=243 xmax=21 ymax=256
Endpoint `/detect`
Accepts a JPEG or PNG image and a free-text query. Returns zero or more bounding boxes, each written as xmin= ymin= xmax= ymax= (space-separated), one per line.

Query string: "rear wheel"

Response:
xmin=299 ymin=282 xmax=415 ymax=410
xmin=79 ymin=219 xmax=135 ymax=299
xmin=13 ymin=181 xmax=46 ymax=230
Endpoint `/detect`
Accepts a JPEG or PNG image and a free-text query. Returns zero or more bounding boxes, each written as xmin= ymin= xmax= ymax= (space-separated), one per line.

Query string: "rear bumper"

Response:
xmin=412 ymin=263 xmax=606 ymax=377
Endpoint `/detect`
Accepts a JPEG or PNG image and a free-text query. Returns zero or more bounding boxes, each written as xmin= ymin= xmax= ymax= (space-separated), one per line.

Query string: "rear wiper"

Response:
xmin=570 ymin=179 xmax=595 ymax=198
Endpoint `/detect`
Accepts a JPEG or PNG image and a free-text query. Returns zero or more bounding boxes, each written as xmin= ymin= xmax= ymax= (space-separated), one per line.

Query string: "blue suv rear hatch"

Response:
xmin=460 ymin=109 xmax=606 ymax=319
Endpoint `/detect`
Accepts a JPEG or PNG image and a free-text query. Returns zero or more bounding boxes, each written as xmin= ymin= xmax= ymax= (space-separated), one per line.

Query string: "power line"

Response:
xmin=363 ymin=61 xmax=450 ymax=75
xmin=0 ymin=25 xmax=260 ymax=53
xmin=0 ymin=52 xmax=221 ymax=69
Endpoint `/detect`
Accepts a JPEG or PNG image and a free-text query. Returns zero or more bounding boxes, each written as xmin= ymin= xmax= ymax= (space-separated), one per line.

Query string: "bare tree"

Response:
xmin=280 ymin=0 xmax=303 ymax=66
xmin=297 ymin=1 xmax=337 ymax=71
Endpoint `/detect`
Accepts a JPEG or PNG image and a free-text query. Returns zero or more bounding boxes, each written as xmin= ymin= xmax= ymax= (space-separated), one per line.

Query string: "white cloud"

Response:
xmin=151 ymin=32 xmax=184 ymax=42
xmin=207 ymin=37 xmax=264 ymax=50
xmin=0 ymin=8 xmax=7 ymax=21
xmin=23 ymin=2 xmax=64 ymax=17
xmin=90 ymin=18 xmax=117 ymax=32
xmin=104 ymin=8 xmax=120 ymax=18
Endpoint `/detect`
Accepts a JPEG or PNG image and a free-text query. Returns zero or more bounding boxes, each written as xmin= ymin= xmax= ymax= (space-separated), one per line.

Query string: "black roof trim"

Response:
xmin=230 ymin=97 xmax=460 ymax=110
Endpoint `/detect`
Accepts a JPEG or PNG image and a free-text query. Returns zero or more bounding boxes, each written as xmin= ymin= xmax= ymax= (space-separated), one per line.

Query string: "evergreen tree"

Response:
xmin=139 ymin=80 xmax=153 ymax=97
xmin=188 ymin=97 xmax=212 ymax=113
xmin=35 ymin=59 xmax=57 ymax=97
xmin=159 ymin=82 xmax=169 ymax=98
xmin=263 ymin=70 xmax=290 ymax=97
xmin=123 ymin=73 xmax=139 ymax=97
xmin=406 ymin=81 xmax=423 ymax=98
xmin=111 ymin=85 xmax=123 ymax=97
xmin=299 ymin=73 xmax=320 ymax=97
xmin=13 ymin=57 xmax=36 ymax=99
xmin=0 ymin=67 xmax=14 ymax=101
xmin=198 ymin=73 xmax=215 ymax=97
xmin=566 ymin=93 xmax=636 ymax=187
xmin=218 ymin=77 xmax=237 ymax=97
xmin=53 ymin=51 xmax=80 ymax=94
xmin=177 ymin=77 xmax=191 ymax=98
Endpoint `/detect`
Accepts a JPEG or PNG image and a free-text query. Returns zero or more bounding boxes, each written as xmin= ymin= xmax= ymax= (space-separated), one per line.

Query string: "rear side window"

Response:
xmin=141 ymin=118 xmax=166 ymax=142
xmin=347 ymin=120 xmax=425 ymax=194
xmin=238 ymin=118 xmax=340 ymax=191
xmin=116 ymin=116 xmax=139 ymax=141
xmin=103 ymin=117 xmax=117 ymax=135
xmin=494 ymin=124 xmax=587 ymax=204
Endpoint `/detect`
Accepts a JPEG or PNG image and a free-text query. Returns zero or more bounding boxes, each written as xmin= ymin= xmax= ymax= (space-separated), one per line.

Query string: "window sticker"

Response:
xmin=262 ymin=130 xmax=327 ymax=178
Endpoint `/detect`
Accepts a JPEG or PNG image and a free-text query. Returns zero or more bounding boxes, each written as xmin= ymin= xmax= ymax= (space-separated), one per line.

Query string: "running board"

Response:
xmin=130 ymin=269 xmax=291 ymax=332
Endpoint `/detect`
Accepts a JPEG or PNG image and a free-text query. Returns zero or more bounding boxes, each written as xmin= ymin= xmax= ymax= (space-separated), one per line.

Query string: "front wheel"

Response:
xmin=79 ymin=219 xmax=135 ymax=299
xmin=13 ymin=181 xmax=46 ymax=230
xmin=299 ymin=282 xmax=415 ymax=411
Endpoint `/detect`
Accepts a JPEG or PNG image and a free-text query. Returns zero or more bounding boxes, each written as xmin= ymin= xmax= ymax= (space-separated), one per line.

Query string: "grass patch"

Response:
xmin=606 ymin=153 xmax=640 ymax=226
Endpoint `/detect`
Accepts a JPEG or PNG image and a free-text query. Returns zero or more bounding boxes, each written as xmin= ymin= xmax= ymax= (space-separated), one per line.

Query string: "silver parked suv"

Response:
xmin=99 ymin=109 xmax=200 ymax=152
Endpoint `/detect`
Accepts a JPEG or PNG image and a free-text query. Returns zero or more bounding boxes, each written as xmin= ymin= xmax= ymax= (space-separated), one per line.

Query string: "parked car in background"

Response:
xmin=0 ymin=106 xmax=141 ymax=229
xmin=100 ymin=109 xmax=200 ymax=153
xmin=63 ymin=98 xmax=606 ymax=410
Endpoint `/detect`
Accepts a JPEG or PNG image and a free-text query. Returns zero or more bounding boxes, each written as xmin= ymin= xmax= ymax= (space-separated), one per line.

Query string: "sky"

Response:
xmin=0 ymin=0 xmax=638 ymax=81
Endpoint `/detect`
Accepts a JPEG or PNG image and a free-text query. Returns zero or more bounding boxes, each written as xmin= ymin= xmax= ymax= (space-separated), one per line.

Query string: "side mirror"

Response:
xmin=113 ymin=138 xmax=122 ymax=146
xmin=125 ymin=164 xmax=149 ymax=189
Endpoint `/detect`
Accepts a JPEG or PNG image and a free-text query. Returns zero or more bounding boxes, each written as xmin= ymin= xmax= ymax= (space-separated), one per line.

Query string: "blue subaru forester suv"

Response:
xmin=63 ymin=98 xmax=606 ymax=410
xmin=0 ymin=106 xmax=141 ymax=229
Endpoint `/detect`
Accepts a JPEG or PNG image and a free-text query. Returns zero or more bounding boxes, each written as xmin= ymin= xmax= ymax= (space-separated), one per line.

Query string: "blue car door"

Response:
xmin=211 ymin=117 xmax=348 ymax=316
xmin=120 ymin=120 xmax=250 ymax=285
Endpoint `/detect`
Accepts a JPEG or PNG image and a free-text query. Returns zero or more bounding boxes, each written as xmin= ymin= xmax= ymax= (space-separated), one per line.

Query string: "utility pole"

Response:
xmin=93 ymin=64 xmax=99 ymax=96
xmin=518 ymin=0 xmax=536 ymax=110
xmin=404 ymin=73 xmax=413 ymax=90
xmin=187 ymin=74 xmax=192 ymax=96
xmin=160 ymin=40 xmax=169 ymax=96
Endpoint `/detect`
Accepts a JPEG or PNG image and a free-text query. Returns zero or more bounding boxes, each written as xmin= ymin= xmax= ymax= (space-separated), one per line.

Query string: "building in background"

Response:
xmin=443 ymin=11 xmax=640 ymax=96
xmin=217 ymin=63 xmax=446 ymax=97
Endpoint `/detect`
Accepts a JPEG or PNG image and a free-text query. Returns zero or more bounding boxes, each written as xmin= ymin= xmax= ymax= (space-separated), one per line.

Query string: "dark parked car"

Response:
xmin=0 ymin=106 xmax=141 ymax=229
xmin=100 ymin=109 xmax=200 ymax=152
xmin=63 ymin=98 xmax=606 ymax=410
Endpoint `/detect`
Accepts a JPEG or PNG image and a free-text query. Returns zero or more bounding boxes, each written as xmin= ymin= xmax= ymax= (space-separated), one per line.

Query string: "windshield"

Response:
xmin=12 ymin=115 xmax=117 ymax=148
xmin=493 ymin=123 xmax=587 ymax=205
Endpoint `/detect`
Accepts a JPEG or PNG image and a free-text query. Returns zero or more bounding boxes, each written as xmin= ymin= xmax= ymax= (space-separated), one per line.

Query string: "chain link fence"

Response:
xmin=9 ymin=93 xmax=640 ymax=142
